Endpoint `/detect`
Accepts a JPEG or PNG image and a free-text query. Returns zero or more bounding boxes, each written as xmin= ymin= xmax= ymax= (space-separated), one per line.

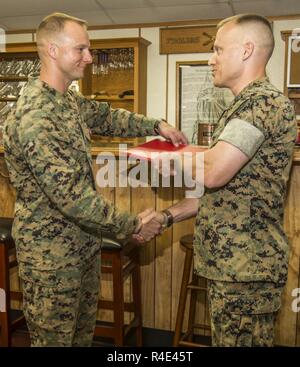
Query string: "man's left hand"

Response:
xmin=158 ymin=120 xmax=188 ymax=146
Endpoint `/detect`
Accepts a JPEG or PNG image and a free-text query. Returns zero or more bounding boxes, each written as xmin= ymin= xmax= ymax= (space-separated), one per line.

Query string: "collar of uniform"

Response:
xmin=29 ymin=77 xmax=69 ymax=105
xmin=233 ymin=76 xmax=270 ymax=103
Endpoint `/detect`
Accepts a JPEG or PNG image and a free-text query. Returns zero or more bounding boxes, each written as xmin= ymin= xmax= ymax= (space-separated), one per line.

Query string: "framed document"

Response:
xmin=176 ymin=61 xmax=233 ymax=144
xmin=287 ymin=35 xmax=300 ymax=88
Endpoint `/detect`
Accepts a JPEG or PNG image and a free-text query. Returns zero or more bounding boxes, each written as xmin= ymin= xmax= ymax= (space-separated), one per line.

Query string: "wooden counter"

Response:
xmin=0 ymin=146 xmax=300 ymax=346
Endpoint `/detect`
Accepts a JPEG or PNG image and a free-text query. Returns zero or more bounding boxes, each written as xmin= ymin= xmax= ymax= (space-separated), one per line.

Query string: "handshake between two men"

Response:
xmin=131 ymin=195 xmax=199 ymax=244
xmin=126 ymin=121 xmax=201 ymax=244
xmin=132 ymin=208 xmax=171 ymax=244
xmin=128 ymin=150 xmax=203 ymax=244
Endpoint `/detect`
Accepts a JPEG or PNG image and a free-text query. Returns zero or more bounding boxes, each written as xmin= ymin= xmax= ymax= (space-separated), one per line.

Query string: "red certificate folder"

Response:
xmin=126 ymin=139 xmax=206 ymax=160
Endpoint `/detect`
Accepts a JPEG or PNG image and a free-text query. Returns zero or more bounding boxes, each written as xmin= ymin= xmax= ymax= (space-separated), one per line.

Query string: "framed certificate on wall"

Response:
xmin=176 ymin=61 xmax=233 ymax=144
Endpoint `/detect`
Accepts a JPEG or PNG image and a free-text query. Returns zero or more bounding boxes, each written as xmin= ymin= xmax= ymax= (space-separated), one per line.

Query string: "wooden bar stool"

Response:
xmin=0 ymin=217 xmax=26 ymax=347
xmin=173 ymin=234 xmax=211 ymax=347
xmin=94 ymin=236 xmax=142 ymax=346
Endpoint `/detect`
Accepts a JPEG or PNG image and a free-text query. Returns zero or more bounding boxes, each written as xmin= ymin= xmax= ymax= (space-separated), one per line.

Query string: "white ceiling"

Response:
xmin=0 ymin=0 xmax=299 ymax=31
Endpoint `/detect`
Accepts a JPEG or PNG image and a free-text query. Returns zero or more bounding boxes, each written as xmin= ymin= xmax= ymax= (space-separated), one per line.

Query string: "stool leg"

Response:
xmin=112 ymin=253 xmax=125 ymax=346
xmin=0 ymin=242 xmax=12 ymax=347
xmin=187 ymin=272 xmax=198 ymax=342
xmin=132 ymin=250 xmax=142 ymax=346
xmin=173 ymin=247 xmax=193 ymax=347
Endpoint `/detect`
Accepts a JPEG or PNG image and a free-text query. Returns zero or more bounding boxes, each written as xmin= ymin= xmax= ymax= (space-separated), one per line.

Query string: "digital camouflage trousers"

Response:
xmin=207 ymin=279 xmax=283 ymax=347
xmin=19 ymin=256 xmax=100 ymax=347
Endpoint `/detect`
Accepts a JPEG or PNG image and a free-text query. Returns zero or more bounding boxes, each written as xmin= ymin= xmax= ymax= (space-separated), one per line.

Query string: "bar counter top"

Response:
xmin=1 ymin=144 xmax=300 ymax=162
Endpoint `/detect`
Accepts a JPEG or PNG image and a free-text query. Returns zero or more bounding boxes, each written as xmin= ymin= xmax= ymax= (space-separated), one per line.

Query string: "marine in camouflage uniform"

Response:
xmin=3 ymin=77 xmax=161 ymax=346
xmin=193 ymin=77 xmax=297 ymax=346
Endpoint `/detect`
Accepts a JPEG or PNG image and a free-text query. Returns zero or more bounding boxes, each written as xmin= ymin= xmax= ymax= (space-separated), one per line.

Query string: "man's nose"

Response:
xmin=84 ymin=49 xmax=93 ymax=64
xmin=208 ymin=54 xmax=215 ymax=66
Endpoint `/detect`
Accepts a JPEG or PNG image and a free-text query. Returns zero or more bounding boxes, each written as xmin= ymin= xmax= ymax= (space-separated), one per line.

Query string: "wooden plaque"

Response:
xmin=160 ymin=26 xmax=216 ymax=54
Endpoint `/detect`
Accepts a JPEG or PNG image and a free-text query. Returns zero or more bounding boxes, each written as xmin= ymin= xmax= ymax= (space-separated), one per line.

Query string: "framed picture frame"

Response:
xmin=176 ymin=61 xmax=233 ymax=144
xmin=287 ymin=35 xmax=300 ymax=88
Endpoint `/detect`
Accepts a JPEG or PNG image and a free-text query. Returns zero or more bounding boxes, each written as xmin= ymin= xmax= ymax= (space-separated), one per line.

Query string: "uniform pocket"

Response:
xmin=224 ymin=288 xmax=282 ymax=315
xmin=19 ymin=267 xmax=82 ymax=292
xmin=19 ymin=267 xmax=58 ymax=288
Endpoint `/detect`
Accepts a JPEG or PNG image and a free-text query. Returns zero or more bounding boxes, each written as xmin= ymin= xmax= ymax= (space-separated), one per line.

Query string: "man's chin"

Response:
xmin=74 ymin=69 xmax=86 ymax=80
xmin=213 ymin=79 xmax=224 ymax=88
xmin=72 ymin=74 xmax=83 ymax=81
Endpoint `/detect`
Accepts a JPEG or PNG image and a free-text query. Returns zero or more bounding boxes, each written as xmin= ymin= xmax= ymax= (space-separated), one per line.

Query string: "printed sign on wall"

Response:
xmin=160 ymin=25 xmax=216 ymax=54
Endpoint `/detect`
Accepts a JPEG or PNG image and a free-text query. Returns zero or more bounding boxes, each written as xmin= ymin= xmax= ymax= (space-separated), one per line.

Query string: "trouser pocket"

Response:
xmin=208 ymin=281 xmax=283 ymax=347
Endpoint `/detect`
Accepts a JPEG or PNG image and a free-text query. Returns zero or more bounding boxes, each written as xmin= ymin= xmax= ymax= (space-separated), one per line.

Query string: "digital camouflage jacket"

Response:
xmin=193 ymin=78 xmax=297 ymax=285
xmin=4 ymin=78 xmax=159 ymax=271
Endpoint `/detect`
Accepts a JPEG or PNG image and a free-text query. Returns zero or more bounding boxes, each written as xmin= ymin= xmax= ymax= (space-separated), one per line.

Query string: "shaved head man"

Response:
xmin=218 ymin=14 xmax=274 ymax=59
xmin=210 ymin=14 xmax=274 ymax=95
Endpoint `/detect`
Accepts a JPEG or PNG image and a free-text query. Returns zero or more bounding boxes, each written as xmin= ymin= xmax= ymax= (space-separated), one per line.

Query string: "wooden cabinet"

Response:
xmin=81 ymin=38 xmax=150 ymax=114
xmin=80 ymin=37 xmax=151 ymax=150
xmin=0 ymin=38 xmax=151 ymax=149
xmin=281 ymin=31 xmax=300 ymax=144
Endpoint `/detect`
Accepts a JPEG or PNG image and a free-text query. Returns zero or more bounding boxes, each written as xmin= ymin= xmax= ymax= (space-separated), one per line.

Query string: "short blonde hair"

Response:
xmin=36 ymin=12 xmax=87 ymax=46
xmin=217 ymin=14 xmax=274 ymax=59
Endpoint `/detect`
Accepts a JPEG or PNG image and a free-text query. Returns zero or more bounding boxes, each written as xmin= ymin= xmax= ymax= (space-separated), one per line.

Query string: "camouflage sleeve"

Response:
xmin=218 ymin=95 xmax=296 ymax=158
xmin=218 ymin=118 xmax=264 ymax=158
xmin=74 ymin=92 xmax=160 ymax=137
xmin=17 ymin=110 xmax=139 ymax=239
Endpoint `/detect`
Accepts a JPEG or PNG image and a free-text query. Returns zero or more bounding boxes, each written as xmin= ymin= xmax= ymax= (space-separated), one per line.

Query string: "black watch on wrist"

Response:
xmin=154 ymin=120 xmax=161 ymax=135
xmin=162 ymin=209 xmax=173 ymax=227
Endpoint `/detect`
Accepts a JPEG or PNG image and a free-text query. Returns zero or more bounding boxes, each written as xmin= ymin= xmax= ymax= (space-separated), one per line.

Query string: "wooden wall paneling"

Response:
xmin=171 ymin=187 xmax=195 ymax=331
xmin=194 ymin=273 xmax=210 ymax=337
xmin=9 ymin=267 xmax=21 ymax=310
xmin=0 ymin=158 xmax=15 ymax=218
xmin=297 ymin=263 xmax=300 ymax=345
xmin=114 ymin=159 xmax=132 ymax=325
xmin=132 ymin=184 xmax=156 ymax=328
xmin=275 ymin=165 xmax=300 ymax=346
xmin=0 ymin=157 xmax=21 ymax=309
xmin=92 ymin=159 xmax=115 ymax=322
xmin=188 ymin=186 xmax=210 ymax=336
xmin=154 ymin=185 xmax=173 ymax=330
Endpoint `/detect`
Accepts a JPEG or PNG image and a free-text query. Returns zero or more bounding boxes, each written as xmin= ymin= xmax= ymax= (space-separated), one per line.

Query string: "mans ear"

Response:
xmin=47 ymin=43 xmax=58 ymax=60
xmin=242 ymin=42 xmax=254 ymax=61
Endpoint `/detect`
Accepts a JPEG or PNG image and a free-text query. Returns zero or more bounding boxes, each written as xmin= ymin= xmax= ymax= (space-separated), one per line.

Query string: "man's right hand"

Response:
xmin=133 ymin=209 xmax=164 ymax=243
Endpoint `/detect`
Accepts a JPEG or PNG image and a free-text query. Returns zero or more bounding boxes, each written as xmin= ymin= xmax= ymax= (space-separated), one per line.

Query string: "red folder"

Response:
xmin=125 ymin=139 xmax=206 ymax=161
